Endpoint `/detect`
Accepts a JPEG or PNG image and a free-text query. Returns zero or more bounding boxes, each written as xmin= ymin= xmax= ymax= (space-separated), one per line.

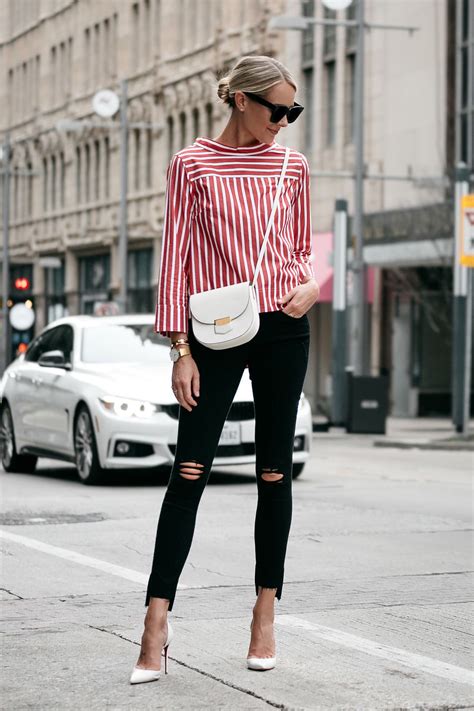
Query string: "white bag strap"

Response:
xmin=250 ymin=146 xmax=291 ymax=288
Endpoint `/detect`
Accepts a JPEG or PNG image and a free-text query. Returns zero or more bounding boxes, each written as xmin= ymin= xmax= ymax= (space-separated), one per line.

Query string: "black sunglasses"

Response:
xmin=242 ymin=92 xmax=304 ymax=124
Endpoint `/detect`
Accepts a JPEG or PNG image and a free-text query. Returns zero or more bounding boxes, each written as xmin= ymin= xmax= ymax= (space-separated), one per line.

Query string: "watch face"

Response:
xmin=170 ymin=348 xmax=179 ymax=362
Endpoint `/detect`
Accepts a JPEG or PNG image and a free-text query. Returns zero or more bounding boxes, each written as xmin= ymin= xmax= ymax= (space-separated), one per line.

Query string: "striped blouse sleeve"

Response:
xmin=292 ymin=154 xmax=315 ymax=281
xmin=155 ymin=154 xmax=194 ymax=336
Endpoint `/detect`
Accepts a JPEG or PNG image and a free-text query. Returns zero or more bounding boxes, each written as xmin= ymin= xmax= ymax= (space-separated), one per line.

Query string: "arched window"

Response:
xmin=167 ymin=115 xmax=174 ymax=161
xmin=192 ymin=107 xmax=199 ymax=140
xmin=179 ymin=111 xmax=186 ymax=150
xmin=205 ymin=102 xmax=213 ymax=138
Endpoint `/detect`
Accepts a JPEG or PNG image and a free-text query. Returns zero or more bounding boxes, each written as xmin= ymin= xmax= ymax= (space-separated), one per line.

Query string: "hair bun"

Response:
xmin=217 ymin=76 xmax=233 ymax=105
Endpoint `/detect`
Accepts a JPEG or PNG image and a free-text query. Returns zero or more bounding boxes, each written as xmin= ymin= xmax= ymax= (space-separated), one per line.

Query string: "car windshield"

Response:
xmin=81 ymin=324 xmax=170 ymax=363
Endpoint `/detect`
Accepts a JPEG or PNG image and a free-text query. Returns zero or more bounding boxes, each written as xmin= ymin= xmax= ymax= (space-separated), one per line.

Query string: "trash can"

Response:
xmin=346 ymin=371 xmax=389 ymax=434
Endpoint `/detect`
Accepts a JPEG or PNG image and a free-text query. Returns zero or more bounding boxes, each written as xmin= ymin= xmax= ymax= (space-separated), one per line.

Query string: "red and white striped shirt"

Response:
xmin=155 ymin=136 xmax=314 ymax=336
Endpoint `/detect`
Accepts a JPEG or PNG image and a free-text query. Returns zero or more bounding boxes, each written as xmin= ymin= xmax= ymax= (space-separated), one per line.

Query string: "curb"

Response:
xmin=373 ymin=439 xmax=474 ymax=451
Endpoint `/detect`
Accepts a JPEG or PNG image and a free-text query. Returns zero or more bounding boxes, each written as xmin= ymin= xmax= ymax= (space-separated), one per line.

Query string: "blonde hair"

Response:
xmin=217 ymin=55 xmax=297 ymax=108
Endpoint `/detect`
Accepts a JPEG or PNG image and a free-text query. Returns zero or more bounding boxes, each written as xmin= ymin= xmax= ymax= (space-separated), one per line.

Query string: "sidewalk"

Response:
xmin=314 ymin=416 xmax=474 ymax=451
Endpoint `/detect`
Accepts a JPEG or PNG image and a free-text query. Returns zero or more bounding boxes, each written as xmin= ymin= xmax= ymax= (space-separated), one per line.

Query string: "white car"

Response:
xmin=0 ymin=314 xmax=313 ymax=485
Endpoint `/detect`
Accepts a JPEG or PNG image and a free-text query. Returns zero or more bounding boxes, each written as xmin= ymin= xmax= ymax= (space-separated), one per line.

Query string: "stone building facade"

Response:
xmin=2 ymin=0 xmax=472 ymax=416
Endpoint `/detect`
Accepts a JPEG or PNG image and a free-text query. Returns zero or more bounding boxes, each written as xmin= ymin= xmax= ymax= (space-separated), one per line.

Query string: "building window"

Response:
xmin=301 ymin=0 xmax=314 ymax=158
xmin=324 ymin=61 xmax=336 ymax=146
xmin=27 ymin=159 xmax=34 ymax=217
xmin=85 ymin=143 xmax=91 ymax=203
xmin=179 ymin=112 xmax=186 ymax=150
xmin=144 ymin=0 xmax=151 ymax=63
xmin=344 ymin=1 xmax=357 ymax=144
xmin=167 ymin=116 xmax=174 ymax=161
xmin=50 ymin=46 xmax=57 ymax=105
xmin=456 ymin=0 xmax=473 ymax=168
xmin=94 ymin=23 xmax=101 ymax=86
xmin=192 ymin=107 xmax=199 ymax=139
xmin=134 ymin=129 xmax=141 ymax=191
xmin=76 ymin=146 xmax=81 ymax=203
xmin=60 ymin=152 xmax=66 ymax=208
xmin=79 ymin=254 xmax=111 ymax=314
xmin=145 ymin=130 xmax=153 ymax=188
xmin=303 ymin=67 xmax=314 ymax=156
xmin=45 ymin=259 xmax=67 ymax=324
xmin=84 ymin=28 xmax=91 ymax=91
xmin=132 ymin=2 xmax=140 ymax=71
xmin=301 ymin=0 xmax=314 ymax=63
xmin=94 ymin=140 xmax=101 ymax=200
xmin=128 ymin=248 xmax=154 ymax=312
xmin=42 ymin=158 xmax=48 ymax=212
xmin=323 ymin=5 xmax=336 ymax=148
xmin=51 ymin=155 xmax=57 ymax=210
xmin=205 ymin=102 xmax=213 ymax=137
xmin=104 ymin=137 xmax=110 ymax=198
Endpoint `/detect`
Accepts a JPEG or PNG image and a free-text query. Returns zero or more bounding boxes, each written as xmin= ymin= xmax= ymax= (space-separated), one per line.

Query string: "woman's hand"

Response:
xmin=277 ymin=277 xmax=320 ymax=317
xmin=172 ymin=355 xmax=200 ymax=412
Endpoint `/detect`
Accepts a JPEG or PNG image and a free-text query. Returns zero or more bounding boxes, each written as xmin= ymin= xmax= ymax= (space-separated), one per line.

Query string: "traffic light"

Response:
xmin=14 ymin=277 xmax=30 ymax=291
xmin=9 ymin=266 xmax=34 ymax=361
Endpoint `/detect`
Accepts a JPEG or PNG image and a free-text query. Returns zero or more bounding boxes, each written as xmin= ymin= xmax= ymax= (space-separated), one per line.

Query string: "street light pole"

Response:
xmin=268 ymin=4 xmax=418 ymax=379
xmin=352 ymin=0 xmax=366 ymax=375
xmin=118 ymin=79 xmax=129 ymax=314
xmin=1 ymin=132 xmax=11 ymax=375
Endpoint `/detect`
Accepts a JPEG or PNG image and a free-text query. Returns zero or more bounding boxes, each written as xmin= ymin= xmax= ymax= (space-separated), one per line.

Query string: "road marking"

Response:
xmin=276 ymin=615 xmax=474 ymax=687
xmin=0 ymin=529 xmax=191 ymax=590
xmin=2 ymin=529 xmax=473 ymax=686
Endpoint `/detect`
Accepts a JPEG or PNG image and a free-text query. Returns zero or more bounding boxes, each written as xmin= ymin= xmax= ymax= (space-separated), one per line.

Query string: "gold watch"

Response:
xmin=170 ymin=343 xmax=191 ymax=362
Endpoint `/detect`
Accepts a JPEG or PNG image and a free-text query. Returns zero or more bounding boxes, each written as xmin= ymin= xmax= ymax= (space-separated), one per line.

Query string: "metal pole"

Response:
xmin=463 ymin=270 xmax=472 ymax=434
xmin=1 ymin=132 xmax=10 ymax=374
xmin=118 ymin=79 xmax=128 ymax=314
xmin=331 ymin=199 xmax=348 ymax=425
xmin=351 ymin=0 xmax=366 ymax=376
xmin=452 ymin=163 xmax=470 ymax=432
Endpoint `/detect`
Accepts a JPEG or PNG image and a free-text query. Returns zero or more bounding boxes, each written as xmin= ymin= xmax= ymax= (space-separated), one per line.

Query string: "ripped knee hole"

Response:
xmin=261 ymin=468 xmax=284 ymax=483
xmin=179 ymin=461 xmax=205 ymax=480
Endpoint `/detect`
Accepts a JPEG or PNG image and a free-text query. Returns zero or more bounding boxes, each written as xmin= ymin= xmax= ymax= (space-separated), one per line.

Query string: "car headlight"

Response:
xmin=98 ymin=396 xmax=162 ymax=418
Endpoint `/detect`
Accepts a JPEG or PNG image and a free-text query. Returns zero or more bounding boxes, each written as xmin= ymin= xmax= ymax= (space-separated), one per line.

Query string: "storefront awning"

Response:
xmin=311 ymin=232 xmax=375 ymax=303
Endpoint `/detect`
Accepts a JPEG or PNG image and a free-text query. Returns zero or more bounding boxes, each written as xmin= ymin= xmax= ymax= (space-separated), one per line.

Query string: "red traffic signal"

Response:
xmin=14 ymin=277 xmax=30 ymax=290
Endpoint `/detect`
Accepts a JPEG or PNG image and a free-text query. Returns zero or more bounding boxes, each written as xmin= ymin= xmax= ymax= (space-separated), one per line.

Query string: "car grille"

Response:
xmin=162 ymin=401 xmax=255 ymax=421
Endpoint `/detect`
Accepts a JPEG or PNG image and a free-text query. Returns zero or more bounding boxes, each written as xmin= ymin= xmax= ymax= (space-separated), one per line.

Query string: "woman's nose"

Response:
xmin=278 ymin=115 xmax=289 ymax=128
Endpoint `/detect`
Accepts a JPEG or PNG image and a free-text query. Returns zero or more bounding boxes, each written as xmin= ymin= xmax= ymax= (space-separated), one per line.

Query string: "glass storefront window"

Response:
xmin=79 ymin=254 xmax=111 ymax=314
xmin=128 ymin=247 xmax=153 ymax=313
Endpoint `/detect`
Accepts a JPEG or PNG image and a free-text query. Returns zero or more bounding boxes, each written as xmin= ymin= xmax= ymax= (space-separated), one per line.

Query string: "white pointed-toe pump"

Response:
xmin=246 ymin=620 xmax=276 ymax=671
xmin=130 ymin=620 xmax=174 ymax=684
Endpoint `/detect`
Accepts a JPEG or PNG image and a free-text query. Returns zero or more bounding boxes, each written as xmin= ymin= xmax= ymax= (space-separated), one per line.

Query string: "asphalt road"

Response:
xmin=1 ymin=423 xmax=473 ymax=710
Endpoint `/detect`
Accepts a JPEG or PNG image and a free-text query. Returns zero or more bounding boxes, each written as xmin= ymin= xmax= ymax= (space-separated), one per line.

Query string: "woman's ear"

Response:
xmin=233 ymin=90 xmax=246 ymax=113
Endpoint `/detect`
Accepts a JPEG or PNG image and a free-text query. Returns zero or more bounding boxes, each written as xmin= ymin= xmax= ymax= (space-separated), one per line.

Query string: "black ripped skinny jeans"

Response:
xmin=145 ymin=309 xmax=310 ymax=612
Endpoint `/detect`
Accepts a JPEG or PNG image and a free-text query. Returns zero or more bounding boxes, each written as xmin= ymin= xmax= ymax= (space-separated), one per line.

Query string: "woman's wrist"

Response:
xmin=170 ymin=331 xmax=189 ymax=346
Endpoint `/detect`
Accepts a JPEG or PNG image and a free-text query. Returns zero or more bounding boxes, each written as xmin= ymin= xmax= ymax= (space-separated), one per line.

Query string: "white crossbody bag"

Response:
xmin=189 ymin=146 xmax=291 ymax=350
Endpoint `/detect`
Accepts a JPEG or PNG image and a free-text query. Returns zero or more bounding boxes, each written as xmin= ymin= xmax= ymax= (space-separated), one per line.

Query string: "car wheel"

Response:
xmin=0 ymin=403 xmax=37 ymax=474
xmin=292 ymin=463 xmax=305 ymax=479
xmin=74 ymin=405 xmax=105 ymax=485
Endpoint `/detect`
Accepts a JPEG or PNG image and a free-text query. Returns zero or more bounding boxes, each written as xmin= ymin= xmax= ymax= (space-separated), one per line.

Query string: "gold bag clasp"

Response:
xmin=214 ymin=316 xmax=231 ymax=326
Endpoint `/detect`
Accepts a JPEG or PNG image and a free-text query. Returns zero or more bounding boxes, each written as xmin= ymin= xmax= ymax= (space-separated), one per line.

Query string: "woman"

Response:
xmin=130 ymin=55 xmax=319 ymax=684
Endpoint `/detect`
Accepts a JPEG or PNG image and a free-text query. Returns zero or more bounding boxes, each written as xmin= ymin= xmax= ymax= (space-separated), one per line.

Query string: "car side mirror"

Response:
xmin=38 ymin=350 xmax=72 ymax=370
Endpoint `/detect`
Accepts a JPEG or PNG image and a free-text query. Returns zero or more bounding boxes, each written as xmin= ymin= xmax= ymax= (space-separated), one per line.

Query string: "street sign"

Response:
xmin=39 ymin=256 xmax=62 ymax=268
xmin=460 ymin=194 xmax=474 ymax=267
xmin=92 ymin=90 xmax=120 ymax=118
xmin=9 ymin=303 xmax=35 ymax=330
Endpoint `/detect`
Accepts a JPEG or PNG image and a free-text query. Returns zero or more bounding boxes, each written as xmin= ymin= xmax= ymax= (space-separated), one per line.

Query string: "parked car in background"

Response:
xmin=0 ymin=314 xmax=313 ymax=484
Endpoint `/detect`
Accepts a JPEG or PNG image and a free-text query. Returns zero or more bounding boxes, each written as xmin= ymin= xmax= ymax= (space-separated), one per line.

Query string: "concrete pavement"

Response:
xmin=1 ymin=419 xmax=473 ymax=709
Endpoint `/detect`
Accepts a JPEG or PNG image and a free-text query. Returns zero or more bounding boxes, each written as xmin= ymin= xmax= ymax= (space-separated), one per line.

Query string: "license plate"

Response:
xmin=219 ymin=421 xmax=241 ymax=445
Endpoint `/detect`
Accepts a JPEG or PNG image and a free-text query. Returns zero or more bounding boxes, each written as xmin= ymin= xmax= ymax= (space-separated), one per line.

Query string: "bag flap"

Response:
xmin=189 ymin=282 xmax=252 ymax=324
